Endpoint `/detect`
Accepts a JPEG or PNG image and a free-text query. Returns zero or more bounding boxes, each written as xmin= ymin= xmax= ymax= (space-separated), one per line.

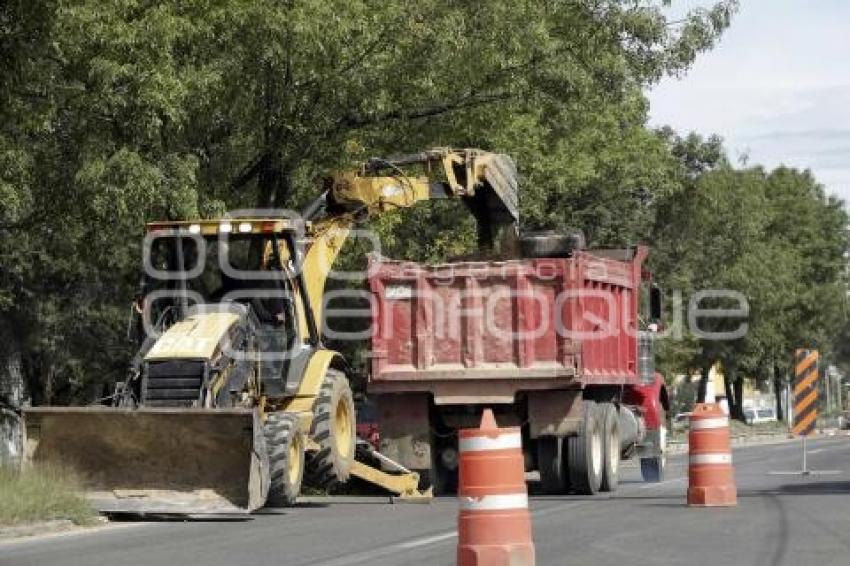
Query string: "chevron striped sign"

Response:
xmin=792 ymin=349 xmax=819 ymax=436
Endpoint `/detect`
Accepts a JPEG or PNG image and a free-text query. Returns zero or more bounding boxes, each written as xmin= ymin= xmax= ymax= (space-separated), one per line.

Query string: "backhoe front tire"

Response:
xmin=306 ymin=369 xmax=356 ymax=490
xmin=264 ymin=412 xmax=304 ymax=507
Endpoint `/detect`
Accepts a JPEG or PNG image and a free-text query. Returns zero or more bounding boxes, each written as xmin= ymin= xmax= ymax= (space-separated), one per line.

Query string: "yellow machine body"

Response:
xmin=21 ymin=148 xmax=518 ymax=513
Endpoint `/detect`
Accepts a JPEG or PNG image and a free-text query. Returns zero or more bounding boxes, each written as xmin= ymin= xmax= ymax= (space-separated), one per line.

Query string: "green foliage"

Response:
xmin=650 ymin=138 xmax=849 ymax=412
xmin=12 ymin=0 xmax=845 ymax=410
xmin=0 ymin=464 xmax=97 ymax=526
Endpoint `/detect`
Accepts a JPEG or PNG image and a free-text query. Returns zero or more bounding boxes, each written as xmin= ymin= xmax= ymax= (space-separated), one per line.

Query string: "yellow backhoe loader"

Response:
xmin=22 ymin=148 xmax=518 ymax=514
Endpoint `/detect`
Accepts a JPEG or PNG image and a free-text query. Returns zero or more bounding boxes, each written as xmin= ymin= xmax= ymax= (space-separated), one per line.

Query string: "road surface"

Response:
xmin=3 ymin=436 xmax=850 ymax=566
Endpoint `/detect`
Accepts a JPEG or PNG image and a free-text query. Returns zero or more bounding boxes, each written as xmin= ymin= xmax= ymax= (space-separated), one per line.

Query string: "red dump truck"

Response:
xmin=366 ymin=244 xmax=668 ymax=494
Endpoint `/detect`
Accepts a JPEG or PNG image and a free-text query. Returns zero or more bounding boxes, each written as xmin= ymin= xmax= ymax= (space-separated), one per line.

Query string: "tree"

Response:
xmin=1 ymin=0 xmax=738 ymax=403
xmin=650 ymin=155 xmax=849 ymax=420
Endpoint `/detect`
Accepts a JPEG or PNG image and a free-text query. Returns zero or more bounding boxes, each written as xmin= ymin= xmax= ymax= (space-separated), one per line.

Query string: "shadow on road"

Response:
xmin=106 ymin=512 xmax=255 ymax=523
xmin=771 ymin=480 xmax=850 ymax=496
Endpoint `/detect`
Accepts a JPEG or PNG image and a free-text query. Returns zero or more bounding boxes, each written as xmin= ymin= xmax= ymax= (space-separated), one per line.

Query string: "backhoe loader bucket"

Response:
xmin=22 ymin=407 xmax=270 ymax=515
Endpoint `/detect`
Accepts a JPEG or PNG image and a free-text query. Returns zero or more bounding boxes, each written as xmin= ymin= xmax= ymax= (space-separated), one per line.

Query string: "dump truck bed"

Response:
xmin=368 ymin=249 xmax=647 ymax=403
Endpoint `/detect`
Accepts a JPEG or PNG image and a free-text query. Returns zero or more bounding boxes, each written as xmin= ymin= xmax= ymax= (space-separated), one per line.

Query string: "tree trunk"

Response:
xmin=773 ymin=364 xmax=784 ymax=422
xmin=697 ymin=365 xmax=710 ymax=403
xmin=723 ymin=370 xmax=736 ymax=416
xmin=44 ymin=362 xmax=54 ymax=407
xmin=732 ymin=375 xmax=745 ymax=421
xmin=255 ymin=152 xmax=294 ymax=210
xmin=0 ymin=346 xmax=25 ymax=467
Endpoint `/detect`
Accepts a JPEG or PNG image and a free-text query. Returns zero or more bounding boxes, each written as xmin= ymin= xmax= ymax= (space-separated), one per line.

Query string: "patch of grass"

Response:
xmin=0 ymin=465 xmax=98 ymax=527
xmin=730 ymin=419 xmax=788 ymax=436
xmin=671 ymin=418 xmax=789 ymax=443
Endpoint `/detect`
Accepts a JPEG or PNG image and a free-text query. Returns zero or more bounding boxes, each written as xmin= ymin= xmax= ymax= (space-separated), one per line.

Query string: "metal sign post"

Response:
xmin=769 ymin=349 xmax=840 ymax=477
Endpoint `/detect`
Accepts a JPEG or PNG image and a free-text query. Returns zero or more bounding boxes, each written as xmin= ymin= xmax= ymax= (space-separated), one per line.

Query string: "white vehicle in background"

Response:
xmin=672 ymin=412 xmax=692 ymax=431
xmin=744 ymin=407 xmax=777 ymax=425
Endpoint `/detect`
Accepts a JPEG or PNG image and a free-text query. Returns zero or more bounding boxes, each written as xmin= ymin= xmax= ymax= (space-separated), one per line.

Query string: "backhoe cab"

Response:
xmin=22 ymin=148 xmax=519 ymax=514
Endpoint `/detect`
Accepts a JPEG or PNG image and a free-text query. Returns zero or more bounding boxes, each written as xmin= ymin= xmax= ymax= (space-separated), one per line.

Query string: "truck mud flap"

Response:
xmin=22 ymin=407 xmax=269 ymax=515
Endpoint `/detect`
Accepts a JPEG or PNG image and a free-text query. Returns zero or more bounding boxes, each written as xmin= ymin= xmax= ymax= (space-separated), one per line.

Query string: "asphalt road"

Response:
xmin=3 ymin=436 xmax=850 ymax=566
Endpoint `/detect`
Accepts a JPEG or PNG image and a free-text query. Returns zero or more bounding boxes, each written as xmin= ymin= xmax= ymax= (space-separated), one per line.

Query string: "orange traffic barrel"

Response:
xmin=687 ymin=403 xmax=737 ymax=507
xmin=457 ymin=409 xmax=535 ymax=566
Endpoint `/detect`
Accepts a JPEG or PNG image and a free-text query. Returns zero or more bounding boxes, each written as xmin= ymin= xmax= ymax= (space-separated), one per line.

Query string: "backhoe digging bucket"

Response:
xmin=22 ymin=407 xmax=270 ymax=515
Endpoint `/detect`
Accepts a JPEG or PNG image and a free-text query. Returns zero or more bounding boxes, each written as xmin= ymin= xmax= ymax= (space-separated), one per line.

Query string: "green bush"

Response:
xmin=0 ymin=465 xmax=97 ymax=526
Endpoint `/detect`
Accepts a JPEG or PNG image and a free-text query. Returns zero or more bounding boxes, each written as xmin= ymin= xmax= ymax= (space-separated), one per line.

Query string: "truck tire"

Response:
xmin=519 ymin=230 xmax=585 ymax=259
xmin=306 ymin=369 xmax=356 ymax=489
xmin=568 ymin=401 xmax=603 ymax=495
xmin=599 ymin=403 xmax=620 ymax=492
xmin=640 ymin=409 xmax=667 ymax=483
xmin=537 ymin=436 xmax=568 ymax=494
xmin=264 ymin=412 xmax=304 ymax=506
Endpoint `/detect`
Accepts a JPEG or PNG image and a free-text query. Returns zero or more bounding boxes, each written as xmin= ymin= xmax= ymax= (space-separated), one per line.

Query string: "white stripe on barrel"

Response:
xmin=459 ymin=493 xmax=528 ymax=511
xmin=689 ymin=417 xmax=729 ymax=431
xmin=689 ymin=453 xmax=732 ymax=465
xmin=459 ymin=432 xmax=522 ymax=453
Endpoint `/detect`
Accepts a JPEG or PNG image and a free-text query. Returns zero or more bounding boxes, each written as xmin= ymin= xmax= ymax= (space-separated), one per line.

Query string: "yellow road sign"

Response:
xmin=792 ymin=349 xmax=819 ymax=436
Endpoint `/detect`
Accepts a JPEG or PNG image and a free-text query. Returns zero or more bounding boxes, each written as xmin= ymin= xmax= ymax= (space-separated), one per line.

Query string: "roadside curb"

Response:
xmin=0 ymin=520 xmax=78 ymax=541
xmin=0 ymin=516 xmax=109 ymax=543
xmin=668 ymin=432 xmax=796 ymax=455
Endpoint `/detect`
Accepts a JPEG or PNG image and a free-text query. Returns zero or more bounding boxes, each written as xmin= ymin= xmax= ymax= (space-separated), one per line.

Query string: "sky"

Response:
xmin=648 ymin=0 xmax=850 ymax=203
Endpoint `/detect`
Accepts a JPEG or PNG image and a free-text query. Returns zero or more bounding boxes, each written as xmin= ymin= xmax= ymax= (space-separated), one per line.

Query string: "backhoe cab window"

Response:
xmin=144 ymin=234 xmax=294 ymax=325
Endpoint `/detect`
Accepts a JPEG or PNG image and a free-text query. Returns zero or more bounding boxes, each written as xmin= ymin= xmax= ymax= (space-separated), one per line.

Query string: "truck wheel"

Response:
xmin=537 ymin=436 xmax=568 ymax=494
xmin=306 ymin=369 xmax=356 ymax=489
xmin=264 ymin=412 xmax=304 ymax=506
xmin=640 ymin=409 xmax=667 ymax=483
xmin=519 ymin=230 xmax=585 ymax=258
xmin=568 ymin=401 xmax=603 ymax=495
xmin=431 ymin=440 xmax=459 ymax=495
xmin=599 ymin=403 xmax=620 ymax=492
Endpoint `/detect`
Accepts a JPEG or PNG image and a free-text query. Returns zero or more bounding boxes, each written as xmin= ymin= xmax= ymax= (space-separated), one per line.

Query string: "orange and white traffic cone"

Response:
xmin=687 ymin=403 xmax=737 ymax=507
xmin=457 ymin=409 xmax=535 ymax=566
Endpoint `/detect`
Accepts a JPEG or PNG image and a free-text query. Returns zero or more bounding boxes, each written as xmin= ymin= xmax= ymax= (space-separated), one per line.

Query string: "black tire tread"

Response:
xmin=599 ymin=403 xmax=620 ymax=493
xmin=519 ymin=230 xmax=585 ymax=258
xmin=568 ymin=401 xmax=602 ymax=495
xmin=305 ymin=369 xmax=355 ymax=490
xmin=264 ymin=412 xmax=303 ymax=507
xmin=537 ymin=436 xmax=568 ymax=494
xmin=640 ymin=408 xmax=667 ymax=483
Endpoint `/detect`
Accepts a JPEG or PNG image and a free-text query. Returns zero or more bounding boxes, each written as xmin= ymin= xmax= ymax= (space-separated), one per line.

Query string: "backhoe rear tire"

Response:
xmin=305 ymin=369 xmax=356 ymax=490
xmin=264 ymin=412 xmax=304 ymax=507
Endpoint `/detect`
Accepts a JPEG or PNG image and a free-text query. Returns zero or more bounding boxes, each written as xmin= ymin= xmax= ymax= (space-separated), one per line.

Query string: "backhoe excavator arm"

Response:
xmin=297 ymin=148 xmax=519 ymax=337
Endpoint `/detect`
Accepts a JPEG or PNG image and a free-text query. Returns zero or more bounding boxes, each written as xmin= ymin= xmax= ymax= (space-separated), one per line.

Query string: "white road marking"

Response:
xmin=317 ymin=499 xmax=591 ymax=566
xmin=768 ymin=470 xmax=842 ymax=476
xmin=317 ymin=530 xmax=457 ymax=566
xmin=396 ymin=531 xmax=457 ymax=549
xmin=637 ymin=476 xmax=687 ymax=489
